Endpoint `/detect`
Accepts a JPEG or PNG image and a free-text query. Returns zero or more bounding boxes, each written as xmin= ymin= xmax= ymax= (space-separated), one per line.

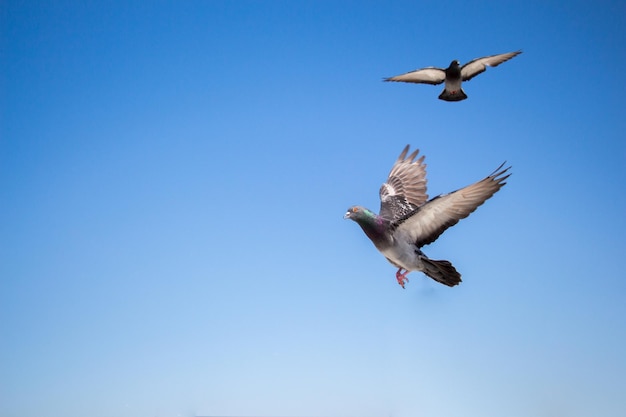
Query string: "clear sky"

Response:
xmin=2 ymin=1 xmax=625 ymax=417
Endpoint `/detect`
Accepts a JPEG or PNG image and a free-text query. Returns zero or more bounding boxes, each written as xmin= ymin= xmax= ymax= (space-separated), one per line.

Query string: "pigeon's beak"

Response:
xmin=343 ymin=211 xmax=351 ymax=219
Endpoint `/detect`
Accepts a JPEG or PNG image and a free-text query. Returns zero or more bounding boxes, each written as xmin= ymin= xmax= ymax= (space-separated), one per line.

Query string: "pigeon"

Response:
xmin=344 ymin=145 xmax=510 ymax=288
xmin=384 ymin=50 xmax=522 ymax=101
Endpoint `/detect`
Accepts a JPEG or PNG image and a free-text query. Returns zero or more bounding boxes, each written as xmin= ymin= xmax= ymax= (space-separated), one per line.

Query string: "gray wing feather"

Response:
xmin=394 ymin=163 xmax=510 ymax=247
xmin=384 ymin=67 xmax=446 ymax=85
xmin=460 ymin=51 xmax=522 ymax=82
xmin=379 ymin=145 xmax=429 ymax=221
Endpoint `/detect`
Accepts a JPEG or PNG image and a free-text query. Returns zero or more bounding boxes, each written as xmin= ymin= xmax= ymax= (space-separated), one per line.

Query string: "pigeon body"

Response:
xmin=344 ymin=145 xmax=510 ymax=288
xmin=385 ymin=51 xmax=522 ymax=101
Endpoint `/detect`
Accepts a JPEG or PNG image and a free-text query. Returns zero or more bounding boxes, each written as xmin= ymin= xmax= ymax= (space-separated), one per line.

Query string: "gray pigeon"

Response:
xmin=344 ymin=145 xmax=510 ymax=288
xmin=385 ymin=51 xmax=522 ymax=101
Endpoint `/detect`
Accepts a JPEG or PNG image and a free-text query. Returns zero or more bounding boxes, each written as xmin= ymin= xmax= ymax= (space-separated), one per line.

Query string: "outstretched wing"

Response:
xmin=461 ymin=51 xmax=522 ymax=82
xmin=384 ymin=67 xmax=446 ymax=85
xmin=379 ymin=145 xmax=429 ymax=221
xmin=394 ymin=163 xmax=511 ymax=247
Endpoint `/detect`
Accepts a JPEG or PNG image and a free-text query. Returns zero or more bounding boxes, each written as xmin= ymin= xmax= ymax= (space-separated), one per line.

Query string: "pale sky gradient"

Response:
xmin=2 ymin=1 xmax=626 ymax=417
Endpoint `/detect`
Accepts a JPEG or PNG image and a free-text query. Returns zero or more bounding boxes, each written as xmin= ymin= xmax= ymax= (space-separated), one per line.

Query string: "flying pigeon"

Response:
xmin=344 ymin=145 xmax=510 ymax=288
xmin=384 ymin=50 xmax=522 ymax=101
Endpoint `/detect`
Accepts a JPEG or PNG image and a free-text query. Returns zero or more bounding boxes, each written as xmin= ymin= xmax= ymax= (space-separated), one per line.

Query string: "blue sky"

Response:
xmin=1 ymin=1 xmax=625 ymax=416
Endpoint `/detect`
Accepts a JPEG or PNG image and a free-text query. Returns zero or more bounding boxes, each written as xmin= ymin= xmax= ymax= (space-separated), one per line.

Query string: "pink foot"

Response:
xmin=395 ymin=268 xmax=410 ymax=289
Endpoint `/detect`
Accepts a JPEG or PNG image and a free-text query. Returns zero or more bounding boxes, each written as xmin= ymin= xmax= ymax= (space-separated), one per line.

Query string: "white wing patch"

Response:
xmin=380 ymin=183 xmax=397 ymax=200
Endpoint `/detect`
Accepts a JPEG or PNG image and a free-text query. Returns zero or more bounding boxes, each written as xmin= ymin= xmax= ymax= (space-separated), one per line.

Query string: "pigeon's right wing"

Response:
xmin=393 ymin=163 xmax=511 ymax=247
xmin=384 ymin=67 xmax=446 ymax=85
xmin=379 ymin=145 xmax=429 ymax=222
xmin=460 ymin=51 xmax=522 ymax=81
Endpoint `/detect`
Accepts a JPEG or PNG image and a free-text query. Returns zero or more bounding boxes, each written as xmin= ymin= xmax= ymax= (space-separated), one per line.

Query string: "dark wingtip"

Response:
xmin=397 ymin=144 xmax=410 ymax=160
xmin=489 ymin=162 xmax=512 ymax=184
xmin=396 ymin=144 xmax=422 ymax=164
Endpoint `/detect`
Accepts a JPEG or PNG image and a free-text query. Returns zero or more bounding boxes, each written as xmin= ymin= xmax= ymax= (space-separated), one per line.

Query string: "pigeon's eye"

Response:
xmin=352 ymin=207 xmax=359 ymax=213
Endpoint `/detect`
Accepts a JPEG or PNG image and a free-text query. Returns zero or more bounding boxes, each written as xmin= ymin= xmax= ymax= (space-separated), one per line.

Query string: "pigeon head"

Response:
xmin=450 ymin=60 xmax=460 ymax=67
xmin=444 ymin=60 xmax=463 ymax=80
xmin=344 ymin=206 xmax=391 ymax=246
xmin=343 ymin=206 xmax=378 ymax=219
xmin=344 ymin=206 xmax=377 ymax=222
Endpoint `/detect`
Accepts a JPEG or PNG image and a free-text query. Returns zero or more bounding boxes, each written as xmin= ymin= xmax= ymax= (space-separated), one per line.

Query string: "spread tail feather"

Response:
xmin=421 ymin=257 xmax=462 ymax=287
xmin=439 ymin=88 xmax=467 ymax=102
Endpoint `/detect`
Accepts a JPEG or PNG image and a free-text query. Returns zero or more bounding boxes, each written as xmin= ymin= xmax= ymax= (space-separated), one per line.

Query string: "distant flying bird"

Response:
xmin=344 ymin=145 xmax=510 ymax=288
xmin=384 ymin=50 xmax=522 ymax=101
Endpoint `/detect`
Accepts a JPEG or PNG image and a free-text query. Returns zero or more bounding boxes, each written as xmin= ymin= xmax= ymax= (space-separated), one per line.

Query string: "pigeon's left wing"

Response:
xmin=460 ymin=51 xmax=522 ymax=82
xmin=394 ymin=164 xmax=510 ymax=247
xmin=379 ymin=145 xmax=429 ymax=222
xmin=384 ymin=67 xmax=446 ymax=85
